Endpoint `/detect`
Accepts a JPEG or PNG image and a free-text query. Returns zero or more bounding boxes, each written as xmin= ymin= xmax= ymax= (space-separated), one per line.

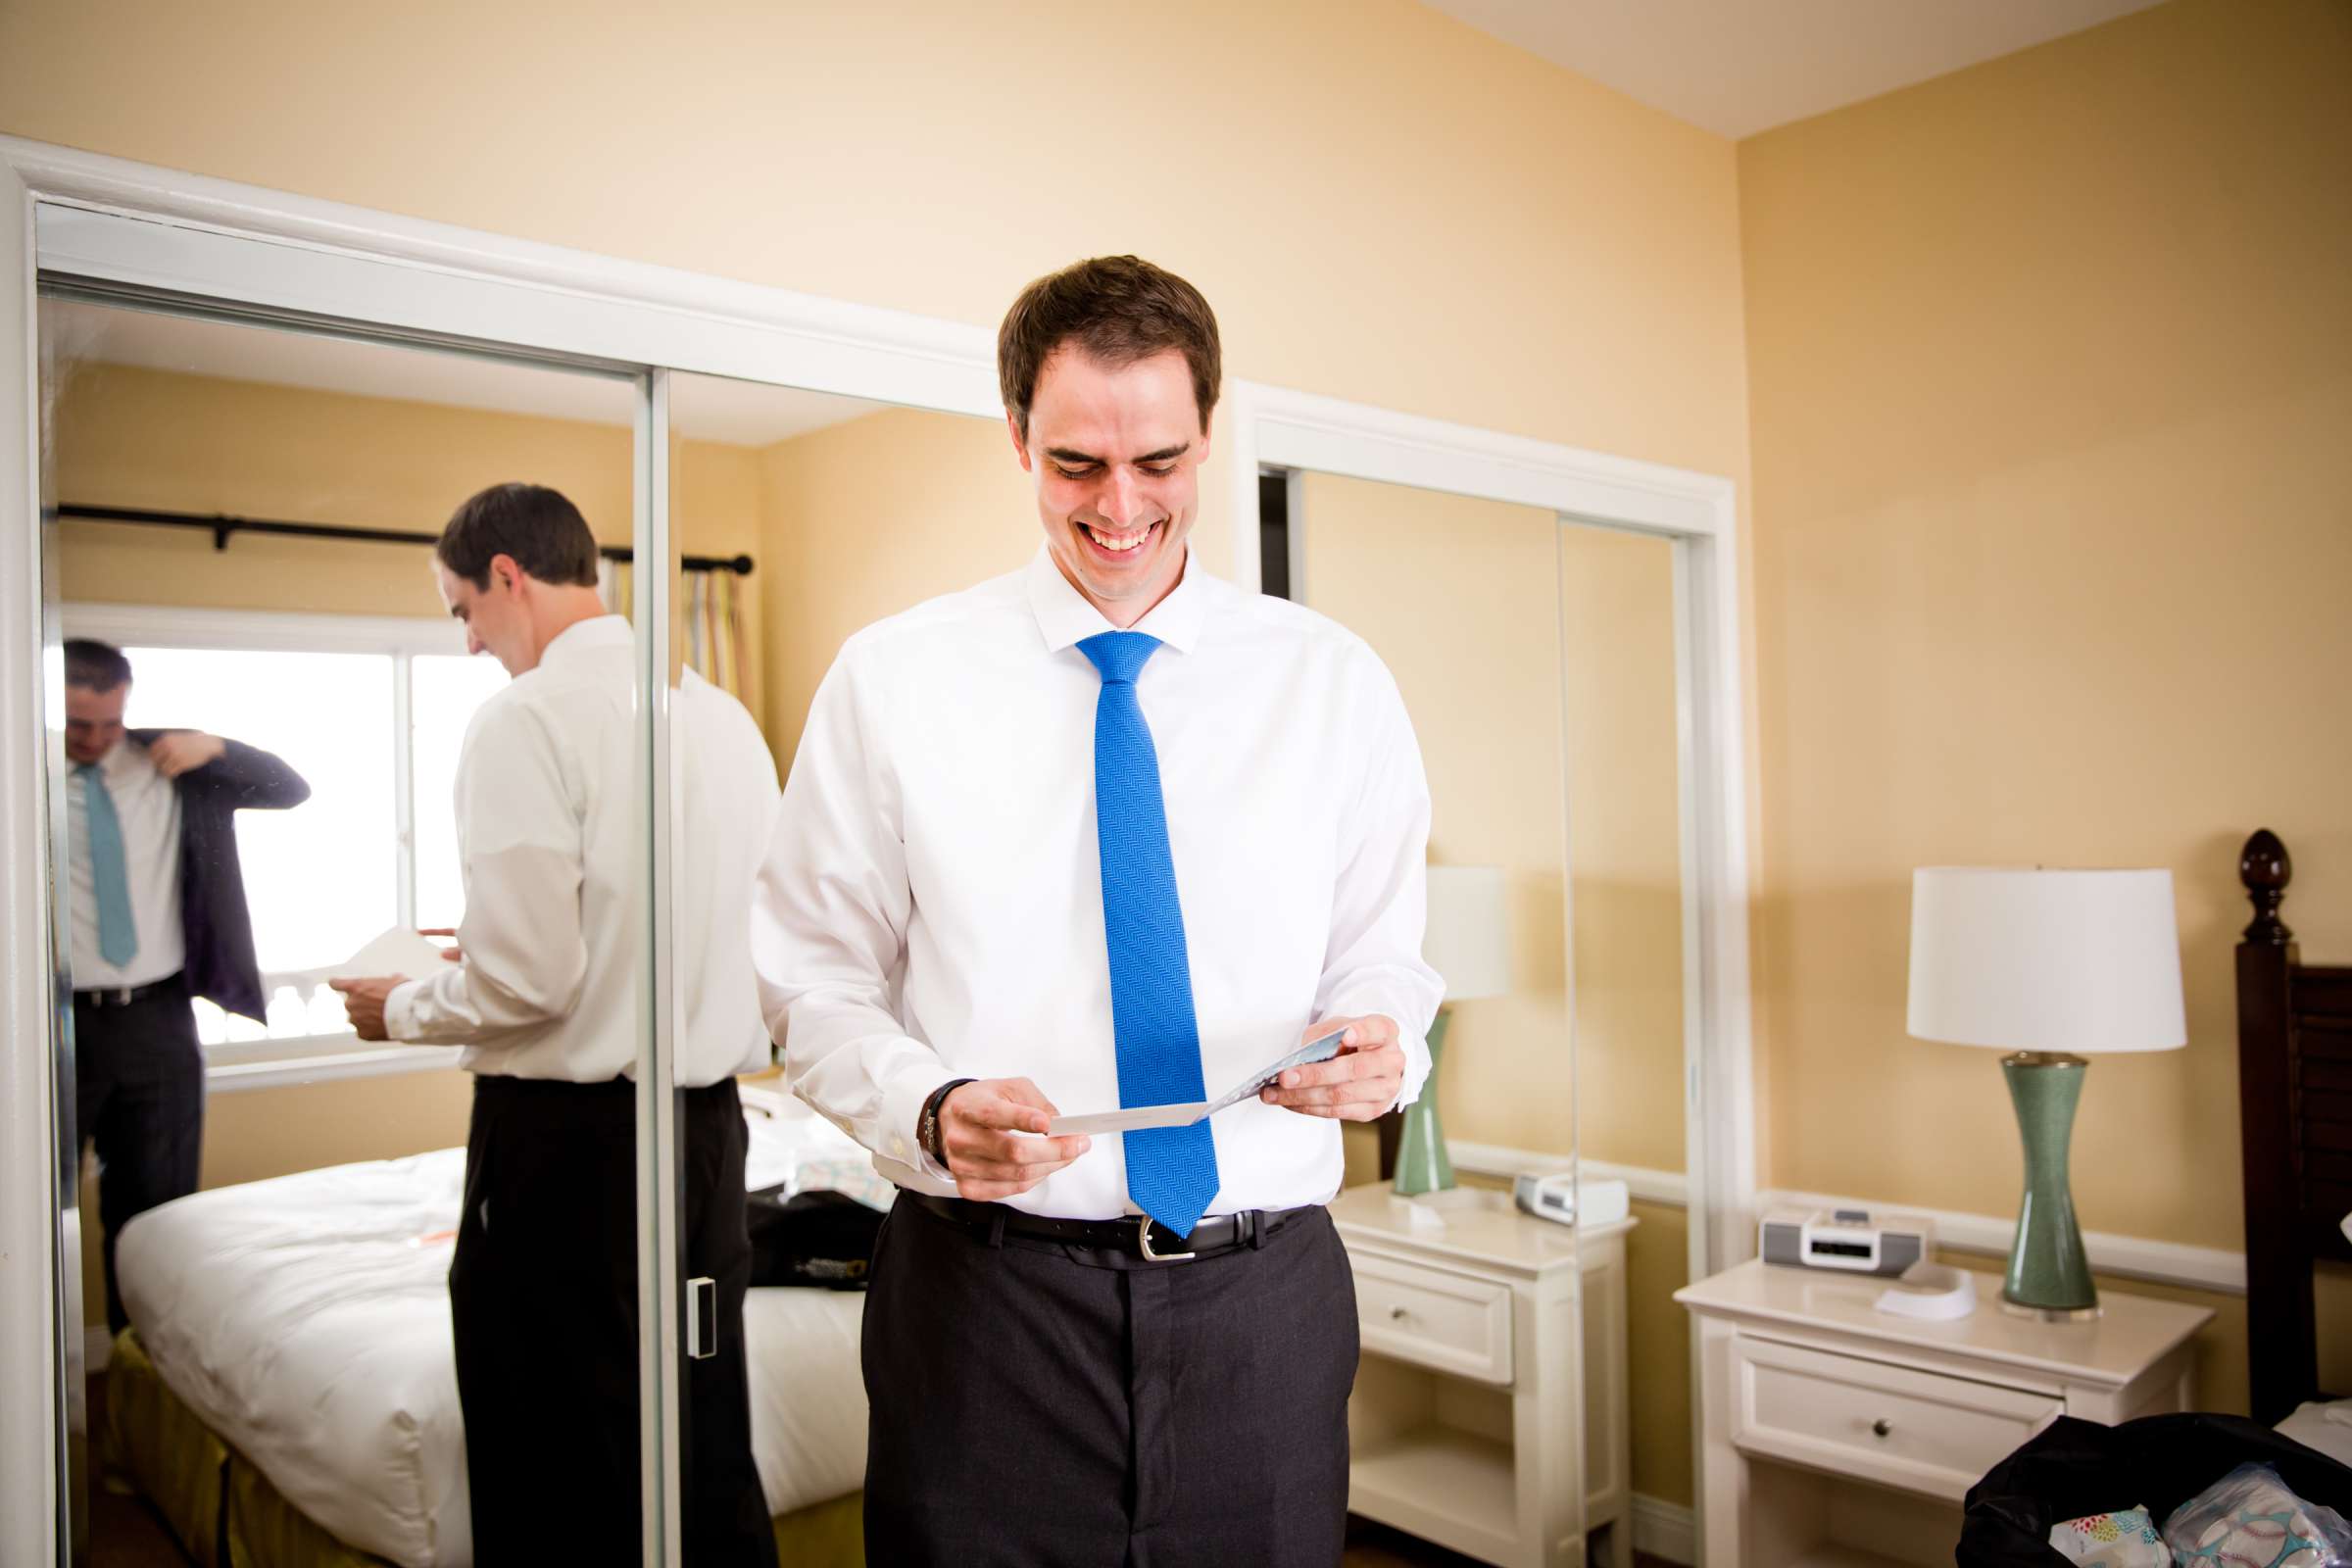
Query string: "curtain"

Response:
xmin=596 ymin=559 xmax=748 ymax=701
xmin=683 ymin=565 xmax=749 ymax=699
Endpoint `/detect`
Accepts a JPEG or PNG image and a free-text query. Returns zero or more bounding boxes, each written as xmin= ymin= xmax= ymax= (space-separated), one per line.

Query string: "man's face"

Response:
xmin=1013 ymin=345 xmax=1207 ymax=623
xmin=434 ymin=557 xmax=529 ymax=674
xmin=63 ymin=683 xmax=127 ymax=766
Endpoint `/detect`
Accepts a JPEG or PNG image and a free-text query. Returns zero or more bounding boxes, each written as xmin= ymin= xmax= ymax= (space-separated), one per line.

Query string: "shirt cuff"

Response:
xmin=878 ymin=1061 xmax=959 ymax=1182
xmin=382 ymin=978 xmax=424 ymax=1042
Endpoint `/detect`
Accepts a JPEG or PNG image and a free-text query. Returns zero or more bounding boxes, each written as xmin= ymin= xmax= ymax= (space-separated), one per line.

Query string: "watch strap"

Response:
xmin=918 ymin=1078 xmax=976 ymax=1169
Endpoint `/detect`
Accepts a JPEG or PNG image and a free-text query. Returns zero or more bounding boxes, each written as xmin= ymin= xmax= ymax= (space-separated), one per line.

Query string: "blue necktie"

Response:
xmin=1078 ymin=631 xmax=1221 ymax=1240
xmin=76 ymin=762 xmax=140 ymax=967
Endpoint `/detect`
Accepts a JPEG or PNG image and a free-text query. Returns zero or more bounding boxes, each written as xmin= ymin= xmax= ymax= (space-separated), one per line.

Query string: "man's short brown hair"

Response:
xmin=998 ymin=256 xmax=1222 ymax=439
xmin=435 ymin=483 xmax=600 ymax=591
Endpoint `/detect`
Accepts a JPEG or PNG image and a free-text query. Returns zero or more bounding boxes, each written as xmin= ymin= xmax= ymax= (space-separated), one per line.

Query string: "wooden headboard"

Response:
xmin=2236 ymin=827 xmax=2352 ymax=1424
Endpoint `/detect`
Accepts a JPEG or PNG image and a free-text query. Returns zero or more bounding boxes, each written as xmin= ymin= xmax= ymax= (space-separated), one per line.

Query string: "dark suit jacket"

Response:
xmin=126 ymin=729 xmax=311 ymax=1022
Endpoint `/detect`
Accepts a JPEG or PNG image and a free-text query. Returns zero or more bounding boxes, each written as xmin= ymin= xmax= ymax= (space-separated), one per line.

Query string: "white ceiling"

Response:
xmin=1422 ymin=0 xmax=2166 ymax=138
xmin=41 ymin=299 xmax=892 ymax=448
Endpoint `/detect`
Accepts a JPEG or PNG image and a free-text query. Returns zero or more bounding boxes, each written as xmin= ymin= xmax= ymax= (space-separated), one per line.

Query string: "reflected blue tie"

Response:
xmin=76 ymin=762 xmax=139 ymax=967
xmin=1077 ymin=631 xmax=1221 ymax=1240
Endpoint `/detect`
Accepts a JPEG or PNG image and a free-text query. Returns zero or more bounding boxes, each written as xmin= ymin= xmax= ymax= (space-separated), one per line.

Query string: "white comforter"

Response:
xmin=116 ymin=1088 xmax=874 ymax=1568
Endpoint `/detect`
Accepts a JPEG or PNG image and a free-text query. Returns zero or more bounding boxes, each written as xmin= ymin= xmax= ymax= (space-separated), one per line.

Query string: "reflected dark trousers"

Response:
xmin=447 ymin=1074 xmax=775 ymax=1568
xmin=74 ymin=977 xmax=204 ymax=1336
xmin=862 ymin=1193 xmax=1360 ymax=1568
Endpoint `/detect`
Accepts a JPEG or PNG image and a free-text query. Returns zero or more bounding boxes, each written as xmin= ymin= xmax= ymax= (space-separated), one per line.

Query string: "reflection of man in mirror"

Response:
xmin=755 ymin=257 xmax=1444 ymax=1564
xmin=63 ymin=638 xmax=310 ymax=1335
xmin=331 ymin=484 xmax=780 ymax=1568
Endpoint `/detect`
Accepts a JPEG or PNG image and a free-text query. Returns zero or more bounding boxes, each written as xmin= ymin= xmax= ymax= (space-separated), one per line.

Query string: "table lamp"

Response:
xmin=1906 ymin=867 xmax=2185 ymax=1319
xmin=1396 ymin=864 xmax=1511 ymax=1196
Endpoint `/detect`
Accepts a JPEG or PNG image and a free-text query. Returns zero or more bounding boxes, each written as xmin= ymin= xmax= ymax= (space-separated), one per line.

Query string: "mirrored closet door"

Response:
xmin=37 ymin=283 xmax=668 ymax=1566
xmin=656 ymin=369 xmax=1025 ymax=1562
xmin=1285 ymin=470 xmax=1598 ymax=1566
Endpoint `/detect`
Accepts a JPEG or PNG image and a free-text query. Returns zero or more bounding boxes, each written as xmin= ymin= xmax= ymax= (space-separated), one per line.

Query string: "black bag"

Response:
xmin=1960 ymin=1413 xmax=2352 ymax=1568
xmin=745 ymin=1186 xmax=885 ymax=1290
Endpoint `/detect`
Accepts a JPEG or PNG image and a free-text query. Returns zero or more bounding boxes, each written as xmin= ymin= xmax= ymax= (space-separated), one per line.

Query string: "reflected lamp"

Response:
xmin=1396 ymin=864 xmax=1511 ymax=1197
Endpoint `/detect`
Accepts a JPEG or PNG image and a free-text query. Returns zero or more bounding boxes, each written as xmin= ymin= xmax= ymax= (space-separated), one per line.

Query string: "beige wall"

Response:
xmin=0 ymin=1 xmax=1751 ymax=483
xmin=754 ymin=407 xmax=1032 ymax=768
xmin=1739 ymin=0 xmax=2352 ymax=1405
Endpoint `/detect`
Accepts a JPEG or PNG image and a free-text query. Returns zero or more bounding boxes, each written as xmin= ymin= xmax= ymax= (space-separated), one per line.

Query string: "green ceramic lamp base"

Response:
xmin=1998 ymin=1051 xmax=2100 ymax=1320
xmin=1392 ymin=1007 xmax=1456 ymax=1197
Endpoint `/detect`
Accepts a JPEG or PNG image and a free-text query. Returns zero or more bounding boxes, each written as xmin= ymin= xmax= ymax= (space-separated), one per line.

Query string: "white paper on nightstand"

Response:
xmin=331 ymin=926 xmax=459 ymax=982
xmin=1047 ymin=1028 xmax=1349 ymax=1136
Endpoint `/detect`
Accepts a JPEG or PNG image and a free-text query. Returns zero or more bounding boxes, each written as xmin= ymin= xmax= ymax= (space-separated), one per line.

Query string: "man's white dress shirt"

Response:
xmin=753 ymin=547 xmax=1445 ymax=1220
xmin=68 ymin=736 xmax=186 ymax=990
xmin=387 ymin=615 xmax=780 ymax=1088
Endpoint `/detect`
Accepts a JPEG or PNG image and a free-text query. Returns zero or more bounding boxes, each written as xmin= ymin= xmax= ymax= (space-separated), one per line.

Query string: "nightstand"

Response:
xmin=1329 ymin=1182 xmax=1636 ymax=1568
xmin=1675 ymin=1258 xmax=2214 ymax=1568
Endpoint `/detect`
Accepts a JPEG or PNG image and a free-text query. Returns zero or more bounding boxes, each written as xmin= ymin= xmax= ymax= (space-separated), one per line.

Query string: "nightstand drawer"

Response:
xmin=1352 ymin=1252 xmax=1513 ymax=1385
xmin=1731 ymin=1335 xmax=2061 ymax=1500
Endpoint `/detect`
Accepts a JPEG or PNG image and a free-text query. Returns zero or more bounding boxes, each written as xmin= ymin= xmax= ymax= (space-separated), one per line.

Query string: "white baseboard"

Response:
xmin=1631 ymin=1493 xmax=1696 ymax=1565
xmin=84 ymin=1326 xmax=111 ymax=1373
xmin=1437 ymin=1140 xmax=2245 ymax=1297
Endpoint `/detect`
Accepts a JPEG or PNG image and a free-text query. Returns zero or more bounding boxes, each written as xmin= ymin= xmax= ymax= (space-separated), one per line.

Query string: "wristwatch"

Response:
xmin=917 ymin=1079 xmax=975 ymax=1170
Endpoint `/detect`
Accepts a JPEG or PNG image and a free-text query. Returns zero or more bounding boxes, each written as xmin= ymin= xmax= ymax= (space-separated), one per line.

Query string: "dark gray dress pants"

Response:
xmin=74 ymin=977 xmax=205 ymax=1336
xmin=861 ymin=1192 xmax=1361 ymax=1567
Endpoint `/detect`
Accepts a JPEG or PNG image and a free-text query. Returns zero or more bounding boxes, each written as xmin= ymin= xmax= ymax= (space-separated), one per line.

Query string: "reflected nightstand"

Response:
xmin=1331 ymin=1183 xmax=1636 ymax=1568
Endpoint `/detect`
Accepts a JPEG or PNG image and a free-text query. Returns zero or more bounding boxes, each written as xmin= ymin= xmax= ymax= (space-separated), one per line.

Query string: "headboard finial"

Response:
xmin=2240 ymin=828 xmax=2293 ymax=944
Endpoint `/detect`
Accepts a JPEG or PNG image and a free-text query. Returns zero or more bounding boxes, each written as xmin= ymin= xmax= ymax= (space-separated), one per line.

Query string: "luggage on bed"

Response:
xmin=747 ymin=1185 xmax=885 ymax=1289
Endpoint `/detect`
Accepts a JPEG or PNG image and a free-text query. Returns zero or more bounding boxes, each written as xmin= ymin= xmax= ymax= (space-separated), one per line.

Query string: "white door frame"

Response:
xmin=1 ymin=134 xmax=1759 ymax=1561
xmin=1222 ymin=381 xmax=1759 ymax=1290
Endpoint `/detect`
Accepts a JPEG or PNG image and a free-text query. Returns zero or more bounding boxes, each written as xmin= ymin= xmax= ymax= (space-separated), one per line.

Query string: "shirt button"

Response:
xmin=891 ymin=1136 xmax=908 ymax=1157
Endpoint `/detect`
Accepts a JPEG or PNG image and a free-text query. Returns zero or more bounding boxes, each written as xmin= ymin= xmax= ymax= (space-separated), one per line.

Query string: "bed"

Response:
xmin=107 ymin=1083 xmax=878 ymax=1568
xmin=2234 ymin=827 xmax=2352 ymax=1461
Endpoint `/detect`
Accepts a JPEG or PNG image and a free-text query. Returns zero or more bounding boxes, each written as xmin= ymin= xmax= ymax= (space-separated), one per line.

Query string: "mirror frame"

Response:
xmin=1225 ymin=386 xmax=1759 ymax=1281
xmin=0 ymin=131 xmax=1757 ymax=1562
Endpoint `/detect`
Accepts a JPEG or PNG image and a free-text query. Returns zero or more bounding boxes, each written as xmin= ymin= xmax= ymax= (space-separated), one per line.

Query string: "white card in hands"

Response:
xmin=1045 ymin=1027 xmax=1350 ymax=1136
xmin=332 ymin=925 xmax=459 ymax=982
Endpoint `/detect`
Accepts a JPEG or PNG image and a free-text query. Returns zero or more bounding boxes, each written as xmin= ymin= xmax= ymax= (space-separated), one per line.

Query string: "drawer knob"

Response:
xmin=1389 ymin=1305 xmax=1409 ymax=1321
xmin=1872 ymin=1418 xmax=1892 ymax=1439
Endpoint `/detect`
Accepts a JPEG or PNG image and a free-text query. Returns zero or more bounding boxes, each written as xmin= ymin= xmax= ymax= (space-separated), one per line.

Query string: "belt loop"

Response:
xmin=1247 ymin=1210 xmax=1265 ymax=1250
xmin=986 ymin=1210 xmax=1006 ymax=1250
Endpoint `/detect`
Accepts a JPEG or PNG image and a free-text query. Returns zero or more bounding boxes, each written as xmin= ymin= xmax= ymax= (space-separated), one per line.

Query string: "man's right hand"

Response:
xmin=935 ymin=1078 xmax=1093 ymax=1201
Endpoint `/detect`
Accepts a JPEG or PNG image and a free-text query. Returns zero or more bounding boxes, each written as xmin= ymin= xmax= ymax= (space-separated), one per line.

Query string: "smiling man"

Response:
xmin=754 ymin=256 xmax=1445 ymax=1565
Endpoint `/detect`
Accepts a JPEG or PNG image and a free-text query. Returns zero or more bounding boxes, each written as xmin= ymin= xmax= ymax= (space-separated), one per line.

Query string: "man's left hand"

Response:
xmin=329 ymin=975 xmax=407 ymax=1042
xmin=1258 ymin=1014 xmax=1406 ymax=1121
xmin=147 ymin=731 xmax=226 ymax=778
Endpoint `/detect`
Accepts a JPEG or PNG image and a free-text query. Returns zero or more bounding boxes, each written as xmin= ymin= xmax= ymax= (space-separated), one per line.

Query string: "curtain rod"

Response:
xmin=47 ymin=502 xmax=756 ymax=575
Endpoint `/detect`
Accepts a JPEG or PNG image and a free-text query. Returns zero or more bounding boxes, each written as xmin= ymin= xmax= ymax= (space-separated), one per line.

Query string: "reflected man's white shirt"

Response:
xmin=385 ymin=614 xmax=780 ymax=1087
xmin=753 ymin=547 xmax=1445 ymax=1220
xmin=68 ymin=735 xmax=186 ymax=991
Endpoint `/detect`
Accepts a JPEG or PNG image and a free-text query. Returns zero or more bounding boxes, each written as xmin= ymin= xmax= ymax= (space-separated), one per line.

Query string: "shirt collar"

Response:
xmin=1022 ymin=544 xmax=1212 ymax=657
xmin=537 ymin=612 xmax=633 ymax=669
xmin=98 ymin=736 xmax=151 ymax=783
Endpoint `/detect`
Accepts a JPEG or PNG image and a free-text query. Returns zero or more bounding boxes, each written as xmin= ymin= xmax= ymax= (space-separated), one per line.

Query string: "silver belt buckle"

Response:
xmin=1136 ymin=1215 xmax=1194 ymax=1263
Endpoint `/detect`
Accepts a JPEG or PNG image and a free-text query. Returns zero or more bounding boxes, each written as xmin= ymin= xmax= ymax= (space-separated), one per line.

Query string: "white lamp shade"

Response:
xmin=1426 ymin=864 xmax=1511 ymax=1004
xmin=1907 ymin=867 xmax=2186 ymax=1054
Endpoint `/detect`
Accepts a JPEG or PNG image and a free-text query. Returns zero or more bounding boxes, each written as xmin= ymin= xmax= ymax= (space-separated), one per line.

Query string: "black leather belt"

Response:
xmin=904 ymin=1190 xmax=1308 ymax=1262
xmin=73 ymin=972 xmax=184 ymax=1008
